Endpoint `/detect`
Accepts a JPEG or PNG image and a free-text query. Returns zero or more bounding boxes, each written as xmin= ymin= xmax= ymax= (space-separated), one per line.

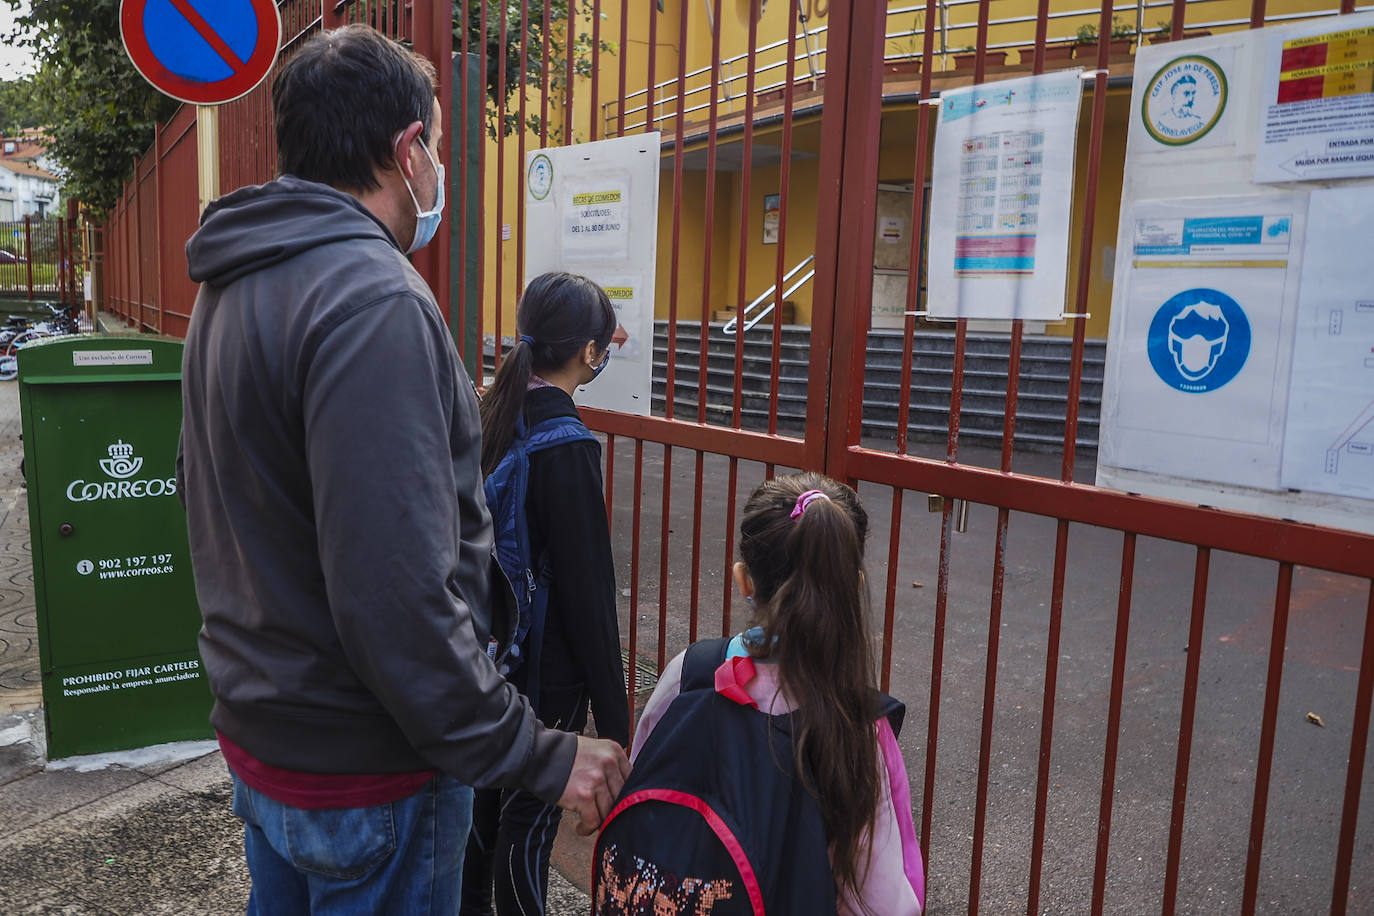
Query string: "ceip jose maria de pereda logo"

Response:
xmin=66 ymin=440 xmax=177 ymax=502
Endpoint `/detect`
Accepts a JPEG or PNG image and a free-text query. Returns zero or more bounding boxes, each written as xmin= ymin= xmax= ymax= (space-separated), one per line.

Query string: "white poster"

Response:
xmin=927 ymin=70 xmax=1083 ymax=320
xmin=1281 ymin=186 xmax=1374 ymax=500
xmin=1099 ymin=17 xmax=1374 ymax=533
xmin=524 ymin=134 xmax=661 ymax=416
xmin=1256 ymin=13 xmax=1374 ymax=183
xmin=562 ymin=183 xmax=631 ymax=261
xmin=1101 ymin=197 xmax=1305 ymax=490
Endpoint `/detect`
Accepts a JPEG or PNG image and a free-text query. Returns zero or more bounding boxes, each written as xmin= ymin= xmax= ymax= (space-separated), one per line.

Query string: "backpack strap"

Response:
xmin=522 ymin=413 xmax=598 ymax=455
xmin=680 ymin=637 xmax=731 ymax=693
xmin=873 ymin=690 xmax=906 ymax=738
xmin=681 ymin=641 xmax=906 ymax=735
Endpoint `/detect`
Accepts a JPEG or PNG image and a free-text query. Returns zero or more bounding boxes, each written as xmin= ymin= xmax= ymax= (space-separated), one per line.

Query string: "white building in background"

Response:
xmin=0 ymin=159 xmax=61 ymax=221
xmin=0 ymin=132 xmax=62 ymax=221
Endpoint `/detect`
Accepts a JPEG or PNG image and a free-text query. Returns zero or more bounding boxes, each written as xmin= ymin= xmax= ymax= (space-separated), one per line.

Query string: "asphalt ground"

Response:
xmin=596 ymin=433 xmax=1374 ymax=914
xmin=0 ymin=371 xmax=1369 ymax=912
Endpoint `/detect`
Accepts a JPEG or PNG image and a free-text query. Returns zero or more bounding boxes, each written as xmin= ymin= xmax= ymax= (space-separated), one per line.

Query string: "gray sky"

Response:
xmin=0 ymin=2 xmax=37 ymax=80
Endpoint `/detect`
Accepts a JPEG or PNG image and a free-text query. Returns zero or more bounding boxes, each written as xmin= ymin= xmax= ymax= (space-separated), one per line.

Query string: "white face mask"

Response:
xmin=397 ymin=133 xmax=445 ymax=254
xmin=1170 ymin=333 xmax=1224 ymax=379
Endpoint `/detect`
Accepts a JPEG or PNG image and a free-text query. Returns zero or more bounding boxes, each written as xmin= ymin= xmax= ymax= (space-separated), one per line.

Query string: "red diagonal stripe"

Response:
xmin=166 ymin=0 xmax=246 ymax=71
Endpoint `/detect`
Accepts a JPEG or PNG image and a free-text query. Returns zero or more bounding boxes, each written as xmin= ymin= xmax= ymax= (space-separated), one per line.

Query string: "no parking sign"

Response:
xmin=120 ymin=0 xmax=281 ymax=105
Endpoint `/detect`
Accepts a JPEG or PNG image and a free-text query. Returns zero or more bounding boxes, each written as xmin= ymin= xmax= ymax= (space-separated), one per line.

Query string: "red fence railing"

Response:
xmin=0 ymin=215 xmax=81 ymax=305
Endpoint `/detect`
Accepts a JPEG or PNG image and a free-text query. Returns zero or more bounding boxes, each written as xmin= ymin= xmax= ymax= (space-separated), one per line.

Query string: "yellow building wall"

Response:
xmin=652 ymin=167 xmax=734 ymax=323
xmin=479 ymin=0 xmax=1357 ymax=338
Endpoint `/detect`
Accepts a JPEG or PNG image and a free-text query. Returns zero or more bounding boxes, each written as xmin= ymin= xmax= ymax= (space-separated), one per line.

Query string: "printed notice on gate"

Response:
xmin=1099 ymin=196 xmax=1306 ymax=492
xmin=927 ymin=70 xmax=1083 ymax=320
xmin=1281 ymin=187 xmax=1374 ymax=502
xmin=562 ymin=184 xmax=630 ymax=261
xmin=525 ymin=135 xmax=661 ymax=416
xmin=1256 ymin=12 xmax=1374 ymax=183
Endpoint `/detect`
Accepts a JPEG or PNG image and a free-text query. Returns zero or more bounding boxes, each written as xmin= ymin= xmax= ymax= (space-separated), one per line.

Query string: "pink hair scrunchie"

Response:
xmin=790 ymin=489 xmax=831 ymax=520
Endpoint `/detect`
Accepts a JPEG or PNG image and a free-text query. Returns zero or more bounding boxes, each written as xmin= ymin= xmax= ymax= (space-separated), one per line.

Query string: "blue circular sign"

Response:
xmin=121 ymin=0 xmax=281 ymax=106
xmin=1146 ymin=288 xmax=1250 ymax=393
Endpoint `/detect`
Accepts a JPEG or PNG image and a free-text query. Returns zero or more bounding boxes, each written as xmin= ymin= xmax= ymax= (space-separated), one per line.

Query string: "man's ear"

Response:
xmin=394 ymin=120 xmax=425 ymax=180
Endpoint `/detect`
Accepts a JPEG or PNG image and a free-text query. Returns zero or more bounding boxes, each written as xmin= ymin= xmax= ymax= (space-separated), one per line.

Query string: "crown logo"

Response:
xmin=99 ymin=440 xmax=143 ymax=480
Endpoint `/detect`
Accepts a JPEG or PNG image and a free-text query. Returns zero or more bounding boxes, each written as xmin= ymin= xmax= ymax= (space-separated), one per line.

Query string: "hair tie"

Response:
xmin=790 ymin=489 xmax=831 ymax=520
xmin=518 ymin=334 xmax=535 ymax=346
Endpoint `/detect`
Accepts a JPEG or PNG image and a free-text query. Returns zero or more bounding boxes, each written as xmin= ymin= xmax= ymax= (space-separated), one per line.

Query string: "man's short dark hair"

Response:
xmin=272 ymin=25 xmax=437 ymax=192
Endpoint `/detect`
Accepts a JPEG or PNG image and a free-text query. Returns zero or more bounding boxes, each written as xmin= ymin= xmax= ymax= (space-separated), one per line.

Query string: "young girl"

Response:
xmin=626 ymin=472 xmax=924 ymax=915
xmin=462 ymin=272 xmax=629 ymax=916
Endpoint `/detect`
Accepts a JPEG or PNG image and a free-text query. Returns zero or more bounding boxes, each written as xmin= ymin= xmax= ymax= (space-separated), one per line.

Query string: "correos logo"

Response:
xmin=66 ymin=440 xmax=177 ymax=502
xmin=98 ymin=440 xmax=142 ymax=479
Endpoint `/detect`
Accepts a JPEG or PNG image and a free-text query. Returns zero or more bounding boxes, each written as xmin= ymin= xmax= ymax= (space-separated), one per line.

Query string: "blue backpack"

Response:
xmin=484 ymin=412 xmax=598 ymax=709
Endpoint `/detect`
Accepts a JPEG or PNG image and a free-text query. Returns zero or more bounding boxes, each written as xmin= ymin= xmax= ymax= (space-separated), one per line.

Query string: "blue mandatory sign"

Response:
xmin=1146 ymin=288 xmax=1251 ymax=393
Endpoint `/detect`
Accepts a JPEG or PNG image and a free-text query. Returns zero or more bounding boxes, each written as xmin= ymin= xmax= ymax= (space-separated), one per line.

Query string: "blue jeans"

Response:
xmin=231 ymin=773 xmax=474 ymax=915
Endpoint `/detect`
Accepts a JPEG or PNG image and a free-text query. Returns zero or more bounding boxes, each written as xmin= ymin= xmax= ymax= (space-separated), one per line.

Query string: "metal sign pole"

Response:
xmin=196 ymin=106 xmax=220 ymax=215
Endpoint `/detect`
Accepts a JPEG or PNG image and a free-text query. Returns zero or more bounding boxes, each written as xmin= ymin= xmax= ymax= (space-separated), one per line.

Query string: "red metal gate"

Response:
xmin=813 ymin=4 xmax=1374 ymax=914
xmin=99 ymin=0 xmax=1374 ymax=911
xmin=489 ymin=1 xmax=1373 ymax=912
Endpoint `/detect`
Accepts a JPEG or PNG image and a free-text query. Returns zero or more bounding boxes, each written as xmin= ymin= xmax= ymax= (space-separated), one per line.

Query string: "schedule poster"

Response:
xmin=927 ymin=70 xmax=1083 ymax=320
xmin=1256 ymin=12 xmax=1374 ymax=183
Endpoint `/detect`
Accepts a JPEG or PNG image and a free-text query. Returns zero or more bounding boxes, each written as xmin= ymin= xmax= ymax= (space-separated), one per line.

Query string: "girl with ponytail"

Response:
xmin=462 ymin=272 xmax=628 ymax=916
xmin=626 ymin=472 xmax=924 ymax=915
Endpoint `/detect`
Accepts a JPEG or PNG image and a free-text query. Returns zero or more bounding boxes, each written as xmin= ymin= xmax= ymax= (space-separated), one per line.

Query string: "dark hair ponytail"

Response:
xmin=738 ymin=472 xmax=879 ymax=902
xmin=479 ymin=272 xmax=617 ymax=476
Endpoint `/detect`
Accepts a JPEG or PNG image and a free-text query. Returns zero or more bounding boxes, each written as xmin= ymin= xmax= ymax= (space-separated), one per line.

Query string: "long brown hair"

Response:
xmin=479 ymin=272 xmax=616 ymax=477
xmin=737 ymin=471 xmax=879 ymax=901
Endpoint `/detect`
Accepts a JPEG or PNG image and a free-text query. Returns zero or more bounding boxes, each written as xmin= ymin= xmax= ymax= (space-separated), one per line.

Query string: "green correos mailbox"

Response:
xmin=18 ymin=336 xmax=211 ymax=758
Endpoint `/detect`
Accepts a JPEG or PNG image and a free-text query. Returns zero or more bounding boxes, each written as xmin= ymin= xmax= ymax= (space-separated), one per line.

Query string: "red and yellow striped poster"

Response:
xmin=1277 ymin=27 xmax=1374 ymax=104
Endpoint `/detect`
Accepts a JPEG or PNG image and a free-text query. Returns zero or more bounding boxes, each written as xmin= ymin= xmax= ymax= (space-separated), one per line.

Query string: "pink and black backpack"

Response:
xmin=592 ymin=637 xmax=904 ymax=916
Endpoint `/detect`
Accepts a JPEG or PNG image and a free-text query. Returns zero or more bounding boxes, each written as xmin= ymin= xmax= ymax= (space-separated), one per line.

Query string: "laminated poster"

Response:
xmin=1280 ymin=186 xmax=1374 ymax=500
xmin=1100 ymin=196 xmax=1305 ymax=491
xmin=926 ymin=70 xmax=1083 ymax=321
xmin=1256 ymin=12 xmax=1374 ymax=183
xmin=524 ymin=134 xmax=661 ymax=416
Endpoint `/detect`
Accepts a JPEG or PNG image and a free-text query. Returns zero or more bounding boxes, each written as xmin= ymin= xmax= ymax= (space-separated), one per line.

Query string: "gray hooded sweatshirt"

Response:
xmin=179 ymin=176 xmax=574 ymax=803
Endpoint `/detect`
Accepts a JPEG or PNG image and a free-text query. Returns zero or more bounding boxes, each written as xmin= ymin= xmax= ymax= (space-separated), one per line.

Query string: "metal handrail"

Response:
xmin=604 ymin=0 xmax=1370 ymax=136
xmin=723 ymin=255 xmax=816 ymax=336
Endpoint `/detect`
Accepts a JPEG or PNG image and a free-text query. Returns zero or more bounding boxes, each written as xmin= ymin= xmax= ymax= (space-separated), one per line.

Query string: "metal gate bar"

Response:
xmin=1331 ymin=583 xmax=1374 ymax=915
xmin=1090 ymin=530 xmax=1137 ymax=912
xmin=1242 ymin=562 xmax=1295 ymax=914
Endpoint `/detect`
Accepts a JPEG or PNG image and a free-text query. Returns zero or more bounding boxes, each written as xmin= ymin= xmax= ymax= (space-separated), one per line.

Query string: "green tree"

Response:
xmin=458 ymin=0 xmax=615 ymax=141
xmin=5 ymin=0 xmax=178 ymax=211
xmin=0 ymin=76 xmax=46 ymax=135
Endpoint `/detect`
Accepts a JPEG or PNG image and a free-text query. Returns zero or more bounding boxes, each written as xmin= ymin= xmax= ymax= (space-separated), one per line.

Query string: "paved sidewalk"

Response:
xmin=0 ymin=378 xmax=593 ymax=914
xmin=0 ymin=372 xmax=39 ymax=716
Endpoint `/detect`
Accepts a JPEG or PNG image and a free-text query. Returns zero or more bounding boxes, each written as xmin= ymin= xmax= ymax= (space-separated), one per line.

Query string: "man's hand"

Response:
xmin=559 ymin=735 xmax=631 ymax=835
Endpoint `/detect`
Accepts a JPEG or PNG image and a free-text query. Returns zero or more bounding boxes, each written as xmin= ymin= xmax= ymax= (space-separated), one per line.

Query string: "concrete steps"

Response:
xmin=649 ymin=321 xmax=1104 ymax=449
xmin=485 ymin=322 xmax=1105 ymax=450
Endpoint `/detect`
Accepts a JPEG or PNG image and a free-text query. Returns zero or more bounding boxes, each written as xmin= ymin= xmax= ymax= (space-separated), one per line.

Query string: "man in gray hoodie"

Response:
xmin=178 ymin=25 xmax=628 ymax=912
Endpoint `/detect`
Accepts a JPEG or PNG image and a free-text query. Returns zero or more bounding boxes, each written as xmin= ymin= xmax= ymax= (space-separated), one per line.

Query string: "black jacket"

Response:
xmin=178 ymin=176 xmax=574 ymax=803
xmin=520 ymin=386 xmax=630 ymax=746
